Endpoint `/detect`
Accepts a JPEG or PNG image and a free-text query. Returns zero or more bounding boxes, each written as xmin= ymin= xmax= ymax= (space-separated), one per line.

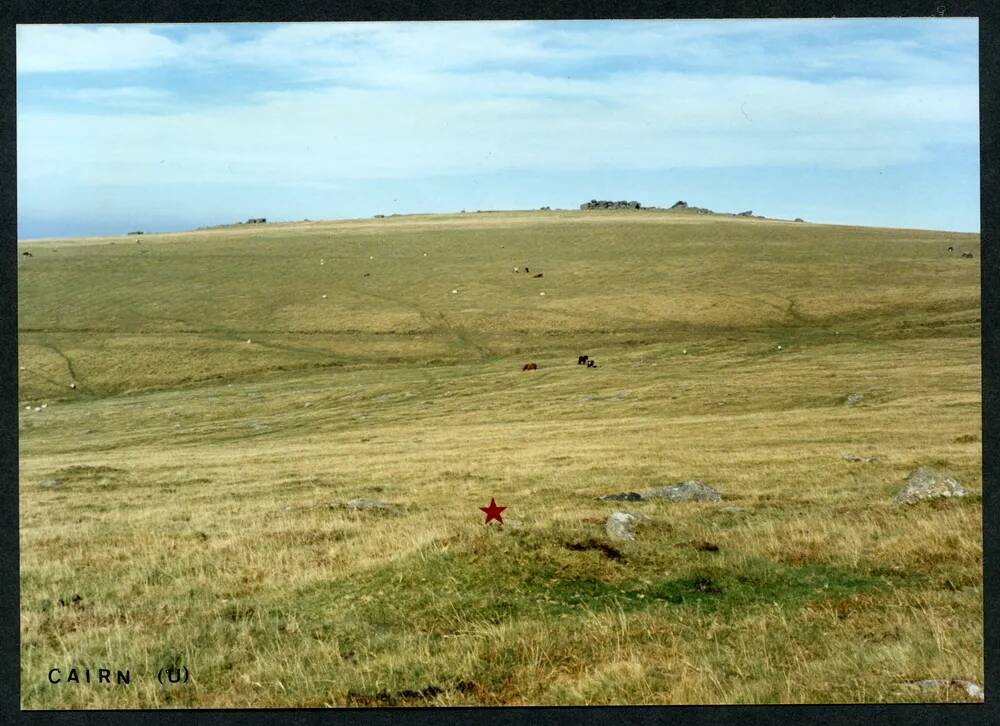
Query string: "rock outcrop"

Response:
xmin=580 ymin=199 xmax=642 ymax=210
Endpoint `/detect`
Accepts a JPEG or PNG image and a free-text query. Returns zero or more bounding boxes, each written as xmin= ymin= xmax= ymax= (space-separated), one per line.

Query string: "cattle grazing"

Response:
xmin=522 ymin=363 xmax=538 ymax=371
xmin=21 ymin=251 xmax=32 ymax=257
xmin=948 ymin=246 xmax=954 ymax=252
xmin=961 ymin=252 xmax=974 ymax=258
xmin=513 ymin=267 xmax=519 ymax=273
xmin=363 ymin=272 xmax=370 ymax=277
xmin=525 ymin=267 xmax=530 ymax=273
xmin=578 ymin=355 xmax=589 ymax=365
xmin=587 ymin=360 xmax=597 ymax=368
xmin=533 ymin=273 xmax=543 ymax=278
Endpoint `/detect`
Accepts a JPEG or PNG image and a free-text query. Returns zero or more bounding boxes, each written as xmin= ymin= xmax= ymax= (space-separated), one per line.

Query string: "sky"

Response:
xmin=16 ymin=19 xmax=980 ymax=239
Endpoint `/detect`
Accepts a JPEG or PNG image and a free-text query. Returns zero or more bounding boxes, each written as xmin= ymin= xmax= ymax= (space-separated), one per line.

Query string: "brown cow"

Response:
xmin=522 ymin=363 xmax=538 ymax=371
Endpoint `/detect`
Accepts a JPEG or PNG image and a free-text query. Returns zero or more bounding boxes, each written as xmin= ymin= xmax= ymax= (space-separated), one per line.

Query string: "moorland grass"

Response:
xmin=18 ymin=209 xmax=981 ymax=706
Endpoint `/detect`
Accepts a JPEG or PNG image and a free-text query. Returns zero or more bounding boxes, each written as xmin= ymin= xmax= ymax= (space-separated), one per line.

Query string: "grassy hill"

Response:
xmin=18 ymin=209 xmax=982 ymax=706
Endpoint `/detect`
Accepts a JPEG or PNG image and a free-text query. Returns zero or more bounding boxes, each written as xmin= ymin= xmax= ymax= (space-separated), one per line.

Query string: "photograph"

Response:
xmin=15 ymin=17 xmax=983 ymax=708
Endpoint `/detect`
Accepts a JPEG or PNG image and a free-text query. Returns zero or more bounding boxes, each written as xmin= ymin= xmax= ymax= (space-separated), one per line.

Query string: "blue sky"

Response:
xmin=16 ymin=19 xmax=980 ymax=238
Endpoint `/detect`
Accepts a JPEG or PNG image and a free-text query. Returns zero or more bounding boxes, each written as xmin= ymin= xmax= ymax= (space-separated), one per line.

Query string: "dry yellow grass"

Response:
xmin=18 ymin=209 xmax=981 ymax=707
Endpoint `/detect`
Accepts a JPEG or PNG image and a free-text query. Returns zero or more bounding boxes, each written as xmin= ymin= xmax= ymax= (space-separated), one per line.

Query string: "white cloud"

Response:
xmin=16 ymin=25 xmax=185 ymax=72
xmin=17 ymin=67 xmax=977 ymax=191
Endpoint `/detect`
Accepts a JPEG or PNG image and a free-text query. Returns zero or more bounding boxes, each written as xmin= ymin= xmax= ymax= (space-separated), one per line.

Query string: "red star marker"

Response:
xmin=479 ymin=497 xmax=507 ymax=525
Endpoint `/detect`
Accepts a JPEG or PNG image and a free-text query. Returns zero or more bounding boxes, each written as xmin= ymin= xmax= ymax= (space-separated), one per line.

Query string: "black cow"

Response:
xmin=524 ymin=267 xmax=530 ymax=273
xmin=21 ymin=251 xmax=32 ymax=257
xmin=961 ymin=252 xmax=974 ymax=258
xmin=587 ymin=360 xmax=597 ymax=368
xmin=533 ymin=273 xmax=543 ymax=278
xmin=578 ymin=355 xmax=589 ymax=365
xmin=948 ymin=246 xmax=954 ymax=252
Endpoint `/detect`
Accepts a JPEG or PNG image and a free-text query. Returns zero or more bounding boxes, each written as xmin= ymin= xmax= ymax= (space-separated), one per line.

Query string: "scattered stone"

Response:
xmin=611 ymin=390 xmax=629 ymax=400
xmin=843 ymin=453 xmax=880 ymax=463
xmin=641 ymin=480 xmax=722 ymax=502
xmin=899 ymin=679 xmax=983 ymax=701
xmin=719 ymin=505 xmax=745 ymax=513
xmin=670 ymin=200 xmax=688 ymax=209
xmin=342 ymin=498 xmax=397 ymax=513
xmin=599 ymin=491 xmax=643 ymax=502
xmin=600 ymin=480 xmax=722 ymax=503
xmin=40 ymin=479 xmax=62 ymax=488
xmin=845 ymin=392 xmax=865 ymax=406
xmin=893 ymin=467 xmax=967 ymax=506
xmin=605 ymin=511 xmax=646 ymax=541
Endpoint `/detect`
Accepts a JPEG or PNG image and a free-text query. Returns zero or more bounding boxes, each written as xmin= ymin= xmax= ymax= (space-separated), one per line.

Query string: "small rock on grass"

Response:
xmin=892 ymin=467 xmax=967 ymax=506
xmin=846 ymin=392 xmax=865 ymax=406
xmin=899 ymin=679 xmax=983 ymax=701
xmin=843 ymin=453 xmax=880 ymax=463
xmin=605 ymin=511 xmax=648 ymax=541
xmin=600 ymin=480 xmax=722 ymax=503
xmin=643 ymin=480 xmax=721 ymax=502
xmin=341 ymin=498 xmax=397 ymax=513
xmin=599 ymin=491 xmax=643 ymax=502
